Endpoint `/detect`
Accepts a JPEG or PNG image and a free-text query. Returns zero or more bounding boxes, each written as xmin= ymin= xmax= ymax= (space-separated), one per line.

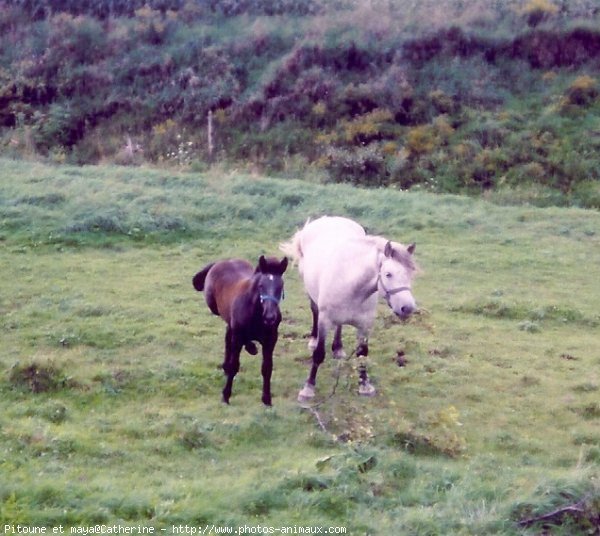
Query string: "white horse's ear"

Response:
xmin=407 ymin=243 xmax=416 ymax=255
xmin=384 ymin=241 xmax=393 ymax=258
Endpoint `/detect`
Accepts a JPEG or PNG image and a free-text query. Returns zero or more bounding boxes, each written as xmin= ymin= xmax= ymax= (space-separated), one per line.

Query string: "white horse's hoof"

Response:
xmin=358 ymin=382 xmax=377 ymax=397
xmin=298 ymin=383 xmax=315 ymax=404
xmin=308 ymin=337 xmax=318 ymax=351
xmin=333 ymin=348 xmax=347 ymax=360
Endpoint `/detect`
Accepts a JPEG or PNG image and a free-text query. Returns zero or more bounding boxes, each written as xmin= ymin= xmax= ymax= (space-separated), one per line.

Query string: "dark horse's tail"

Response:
xmin=192 ymin=263 xmax=215 ymax=292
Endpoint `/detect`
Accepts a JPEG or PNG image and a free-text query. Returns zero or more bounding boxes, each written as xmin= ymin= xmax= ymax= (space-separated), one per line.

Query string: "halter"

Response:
xmin=377 ymin=275 xmax=412 ymax=305
xmin=260 ymin=293 xmax=283 ymax=305
xmin=258 ymin=273 xmax=284 ymax=305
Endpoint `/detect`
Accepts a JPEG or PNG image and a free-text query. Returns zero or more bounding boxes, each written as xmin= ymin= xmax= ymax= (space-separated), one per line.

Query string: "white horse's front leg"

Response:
xmin=356 ymin=328 xmax=376 ymax=397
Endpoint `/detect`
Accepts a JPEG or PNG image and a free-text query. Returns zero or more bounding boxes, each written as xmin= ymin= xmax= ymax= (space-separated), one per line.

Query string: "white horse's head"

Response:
xmin=378 ymin=241 xmax=417 ymax=319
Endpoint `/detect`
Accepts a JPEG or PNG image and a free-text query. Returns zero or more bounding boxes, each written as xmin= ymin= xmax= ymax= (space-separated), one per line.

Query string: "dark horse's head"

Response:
xmin=254 ymin=256 xmax=288 ymax=327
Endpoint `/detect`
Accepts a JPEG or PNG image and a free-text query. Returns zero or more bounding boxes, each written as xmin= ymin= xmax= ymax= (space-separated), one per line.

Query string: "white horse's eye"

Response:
xmin=385 ymin=272 xmax=392 ymax=278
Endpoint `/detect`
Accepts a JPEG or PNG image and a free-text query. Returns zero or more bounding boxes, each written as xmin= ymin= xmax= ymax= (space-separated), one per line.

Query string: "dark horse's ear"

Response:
xmin=384 ymin=241 xmax=393 ymax=258
xmin=257 ymin=255 xmax=268 ymax=273
xmin=407 ymin=243 xmax=416 ymax=255
xmin=279 ymin=257 xmax=288 ymax=274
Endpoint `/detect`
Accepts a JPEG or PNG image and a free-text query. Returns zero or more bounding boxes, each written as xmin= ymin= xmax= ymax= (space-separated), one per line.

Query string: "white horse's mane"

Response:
xmin=364 ymin=235 xmax=418 ymax=272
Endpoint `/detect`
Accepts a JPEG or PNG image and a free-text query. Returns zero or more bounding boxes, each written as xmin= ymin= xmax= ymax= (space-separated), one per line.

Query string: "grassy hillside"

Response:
xmin=1 ymin=158 xmax=599 ymax=533
xmin=1 ymin=1 xmax=600 ymax=205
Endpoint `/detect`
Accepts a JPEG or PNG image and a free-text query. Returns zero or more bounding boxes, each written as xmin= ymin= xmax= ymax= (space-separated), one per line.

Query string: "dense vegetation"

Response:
xmin=1 ymin=158 xmax=600 ymax=532
xmin=1 ymin=0 xmax=600 ymax=206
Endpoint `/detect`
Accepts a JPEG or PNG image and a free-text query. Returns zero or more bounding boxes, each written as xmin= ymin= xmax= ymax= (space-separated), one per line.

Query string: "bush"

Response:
xmin=405 ymin=125 xmax=437 ymax=157
xmin=323 ymin=145 xmax=388 ymax=186
xmin=32 ymin=103 xmax=83 ymax=151
xmin=520 ymin=0 xmax=559 ymax=27
xmin=342 ymin=108 xmax=394 ymax=144
xmin=563 ymin=75 xmax=598 ymax=107
xmin=572 ymin=180 xmax=600 ymax=209
xmin=47 ymin=13 xmax=107 ymax=65
xmin=507 ymin=161 xmax=546 ymax=184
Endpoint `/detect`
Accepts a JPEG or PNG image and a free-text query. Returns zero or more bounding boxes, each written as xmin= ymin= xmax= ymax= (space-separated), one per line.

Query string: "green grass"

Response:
xmin=1 ymin=158 xmax=599 ymax=533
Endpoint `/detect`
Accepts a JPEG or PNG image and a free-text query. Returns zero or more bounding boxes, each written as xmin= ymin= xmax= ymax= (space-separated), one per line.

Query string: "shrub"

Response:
xmin=133 ymin=5 xmax=177 ymax=45
xmin=342 ymin=108 xmax=393 ymax=144
xmin=563 ymin=75 xmax=598 ymax=107
xmin=520 ymin=0 xmax=559 ymax=27
xmin=323 ymin=145 xmax=388 ymax=186
xmin=46 ymin=13 xmax=108 ymax=65
xmin=146 ymin=119 xmax=199 ymax=165
xmin=507 ymin=161 xmax=546 ymax=185
xmin=468 ymin=148 xmax=510 ymax=189
xmin=463 ymin=117 xmax=507 ymax=149
xmin=572 ymin=180 xmax=600 ymax=209
xmin=429 ymin=89 xmax=457 ymax=115
xmin=405 ymin=125 xmax=435 ymax=157
xmin=32 ymin=103 xmax=83 ymax=151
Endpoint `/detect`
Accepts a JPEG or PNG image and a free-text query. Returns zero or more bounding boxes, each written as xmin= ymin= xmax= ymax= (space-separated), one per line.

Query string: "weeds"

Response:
xmin=513 ymin=472 xmax=600 ymax=533
xmin=452 ymin=298 xmax=598 ymax=328
xmin=390 ymin=406 xmax=467 ymax=458
xmin=8 ymin=361 xmax=72 ymax=394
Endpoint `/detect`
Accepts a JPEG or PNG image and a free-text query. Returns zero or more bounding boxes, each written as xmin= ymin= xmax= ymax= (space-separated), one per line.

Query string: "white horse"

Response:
xmin=281 ymin=216 xmax=418 ymax=402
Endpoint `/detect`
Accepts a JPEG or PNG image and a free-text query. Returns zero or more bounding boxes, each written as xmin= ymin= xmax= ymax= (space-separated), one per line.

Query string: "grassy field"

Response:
xmin=0 ymin=158 xmax=599 ymax=534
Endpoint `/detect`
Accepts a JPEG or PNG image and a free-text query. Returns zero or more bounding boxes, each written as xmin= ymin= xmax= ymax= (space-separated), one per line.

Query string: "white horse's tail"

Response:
xmin=279 ymin=231 xmax=303 ymax=265
xmin=280 ymin=222 xmax=308 ymax=265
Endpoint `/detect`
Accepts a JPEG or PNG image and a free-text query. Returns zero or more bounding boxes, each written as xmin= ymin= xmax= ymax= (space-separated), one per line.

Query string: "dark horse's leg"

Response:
xmin=222 ymin=326 xmax=242 ymax=404
xmin=260 ymin=331 xmax=277 ymax=406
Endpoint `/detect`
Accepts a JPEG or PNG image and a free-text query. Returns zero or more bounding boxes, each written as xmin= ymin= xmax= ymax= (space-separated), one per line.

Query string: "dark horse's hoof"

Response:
xmin=245 ymin=342 xmax=258 ymax=355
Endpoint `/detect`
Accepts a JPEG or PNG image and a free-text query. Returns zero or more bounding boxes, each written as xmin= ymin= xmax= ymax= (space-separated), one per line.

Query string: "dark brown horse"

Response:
xmin=193 ymin=256 xmax=288 ymax=405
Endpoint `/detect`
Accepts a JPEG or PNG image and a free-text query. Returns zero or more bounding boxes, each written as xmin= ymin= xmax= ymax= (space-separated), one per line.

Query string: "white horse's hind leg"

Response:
xmin=308 ymin=299 xmax=319 ymax=351
xmin=331 ymin=325 xmax=346 ymax=359
xmin=333 ymin=348 xmax=347 ymax=359
xmin=299 ymin=315 xmax=331 ymax=403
